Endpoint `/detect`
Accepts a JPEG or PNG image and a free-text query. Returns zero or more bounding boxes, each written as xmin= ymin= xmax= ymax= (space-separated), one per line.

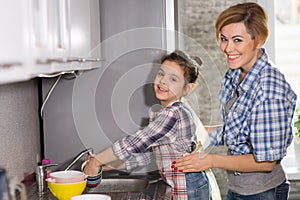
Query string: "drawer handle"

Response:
xmin=36 ymin=57 xmax=104 ymax=64
xmin=0 ymin=62 xmax=22 ymax=68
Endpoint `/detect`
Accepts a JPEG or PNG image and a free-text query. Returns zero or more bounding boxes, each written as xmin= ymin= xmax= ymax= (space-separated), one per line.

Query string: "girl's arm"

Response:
xmin=85 ymin=108 xmax=178 ymax=176
xmin=84 ymin=147 xmax=124 ymax=175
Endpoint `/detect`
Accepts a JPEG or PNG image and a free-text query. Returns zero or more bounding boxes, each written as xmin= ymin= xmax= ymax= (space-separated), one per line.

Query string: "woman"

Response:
xmin=172 ymin=2 xmax=297 ymax=199
xmin=84 ymin=50 xmax=211 ymax=199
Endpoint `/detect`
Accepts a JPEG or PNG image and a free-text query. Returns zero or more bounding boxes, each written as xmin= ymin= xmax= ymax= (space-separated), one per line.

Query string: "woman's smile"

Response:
xmin=227 ymin=54 xmax=240 ymax=60
xmin=219 ymin=22 xmax=261 ymax=73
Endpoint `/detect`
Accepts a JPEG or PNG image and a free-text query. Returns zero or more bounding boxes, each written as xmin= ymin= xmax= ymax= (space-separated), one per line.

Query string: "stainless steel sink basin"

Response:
xmin=87 ymin=178 xmax=149 ymax=193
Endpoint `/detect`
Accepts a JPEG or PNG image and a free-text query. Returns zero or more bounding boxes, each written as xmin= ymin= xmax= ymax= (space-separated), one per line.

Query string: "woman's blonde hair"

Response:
xmin=215 ymin=2 xmax=269 ymax=48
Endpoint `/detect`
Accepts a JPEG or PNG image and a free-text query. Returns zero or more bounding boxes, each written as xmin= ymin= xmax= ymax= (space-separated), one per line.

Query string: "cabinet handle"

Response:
xmin=33 ymin=0 xmax=48 ymax=47
xmin=78 ymin=58 xmax=104 ymax=62
xmin=36 ymin=57 xmax=104 ymax=64
xmin=36 ymin=57 xmax=78 ymax=64
xmin=56 ymin=0 xmax=69 ymax=49
xmin=0 ymin=62 xmax=22 ymax=68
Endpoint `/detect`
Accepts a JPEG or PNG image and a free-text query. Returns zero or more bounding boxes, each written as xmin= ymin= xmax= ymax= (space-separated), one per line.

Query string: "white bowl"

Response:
xmin=49 ymin=170 xmax=87 ymax=183
xmin=71 ymin=194 xmax=111 ymax=200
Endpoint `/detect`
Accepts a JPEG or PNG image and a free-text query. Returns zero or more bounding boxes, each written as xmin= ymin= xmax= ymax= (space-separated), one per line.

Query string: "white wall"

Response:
xmin=258 ymin=0 xmax=275 ymax=60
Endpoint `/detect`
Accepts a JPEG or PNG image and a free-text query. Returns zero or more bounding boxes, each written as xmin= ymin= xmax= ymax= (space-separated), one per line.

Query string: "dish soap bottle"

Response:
xmin=42 ymin=159 xmax=51 ymax=178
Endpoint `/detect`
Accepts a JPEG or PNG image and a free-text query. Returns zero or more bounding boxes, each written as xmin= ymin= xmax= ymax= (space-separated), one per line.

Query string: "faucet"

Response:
xmin=65 ymin=148 xmax=93 ymax=171
xmin=36 ymin=163 xmax=58 ymax=196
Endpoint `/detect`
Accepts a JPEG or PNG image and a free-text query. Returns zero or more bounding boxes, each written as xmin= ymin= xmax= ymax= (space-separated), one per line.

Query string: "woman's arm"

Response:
xmin=204 ymin=125 xmax=221 ymax=133
xmin=173 ymin=152 xmax=277 ymax=173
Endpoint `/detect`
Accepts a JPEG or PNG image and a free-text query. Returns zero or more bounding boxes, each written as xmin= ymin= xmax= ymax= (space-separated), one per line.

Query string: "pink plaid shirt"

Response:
xmin=113 ymin=102 xmax=196 ymax=199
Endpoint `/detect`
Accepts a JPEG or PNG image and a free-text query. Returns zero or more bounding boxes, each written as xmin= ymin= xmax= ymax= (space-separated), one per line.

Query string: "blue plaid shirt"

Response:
xmin=210 ymin=48 xmax=297 ymax=162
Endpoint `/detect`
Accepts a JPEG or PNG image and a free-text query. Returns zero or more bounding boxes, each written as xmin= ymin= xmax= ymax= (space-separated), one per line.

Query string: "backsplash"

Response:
xmin=0 ymin=79 xmax=40 ymax=181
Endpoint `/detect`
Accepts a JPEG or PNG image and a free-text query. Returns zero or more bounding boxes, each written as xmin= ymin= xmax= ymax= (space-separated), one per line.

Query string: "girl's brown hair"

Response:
xmin=161 ymin=50 xmax=202 ymax=84
xmin=215 ymin=2 xmax=269 ymax=48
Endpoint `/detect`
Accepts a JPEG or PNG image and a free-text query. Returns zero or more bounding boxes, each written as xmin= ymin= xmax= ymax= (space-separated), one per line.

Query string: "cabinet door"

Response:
xmin=31 ymin=0 xmax=74 ymax=74
xmin=68 ymin=0 xmax=101 ymax=70
xmin=0 ymin=0 xmax=30 ymax=84
xmin=36 ymin=0 xmax=101 ymax=73
xmin=0 ymin=0 xmax=101 ymax=84
xmin=69 ymin=0 xmax=90 ymax=58
xmin=30 ymin=0 xmax=58 ymax=75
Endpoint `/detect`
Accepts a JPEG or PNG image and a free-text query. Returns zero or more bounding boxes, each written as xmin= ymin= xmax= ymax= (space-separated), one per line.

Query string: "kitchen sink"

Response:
xmin=86 ymin=178 xmax=149 ymax=193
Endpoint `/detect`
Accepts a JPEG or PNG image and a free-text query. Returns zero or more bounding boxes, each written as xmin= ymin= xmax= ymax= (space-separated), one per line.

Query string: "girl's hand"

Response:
xmin=83 ymin=156 xmax=102 ymax=176
xmin=172 ymin=152 xmax=213 ymax=172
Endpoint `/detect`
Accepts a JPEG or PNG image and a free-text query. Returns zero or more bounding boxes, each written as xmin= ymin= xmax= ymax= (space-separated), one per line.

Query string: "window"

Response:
xmin=275 ymin=0 xmax=300 ymax=100
xmin=275 ymin=0 xmax=300 ymax=174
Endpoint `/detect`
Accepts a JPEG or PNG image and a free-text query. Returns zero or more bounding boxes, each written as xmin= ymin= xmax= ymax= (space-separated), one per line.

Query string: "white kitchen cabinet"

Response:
xmin=0 ymin=0 xmax=101 ymax=84
xmin=68 ymin=0 xmax=101 ymax=71
xmin=0 ymin=0 xmax=32 ymax=84
xmin=32 ymin=0 xmax=101 ymax=75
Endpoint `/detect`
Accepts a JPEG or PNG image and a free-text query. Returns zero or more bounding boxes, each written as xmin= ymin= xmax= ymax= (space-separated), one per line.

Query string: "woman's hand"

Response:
xmin=173 ymin=153 xmax=278 ymax=173
xmin=172 ymin=152 xmax=213 ymax=172
xmin=83 ymin=156 xmax=102 ymax=176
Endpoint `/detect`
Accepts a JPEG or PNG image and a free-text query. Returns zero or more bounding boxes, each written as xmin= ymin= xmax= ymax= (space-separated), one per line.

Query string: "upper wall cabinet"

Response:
xmin=0 ymin=0 xmax=101 ymax=84
xmin=0 ymin=1 xmax=31 ymax=84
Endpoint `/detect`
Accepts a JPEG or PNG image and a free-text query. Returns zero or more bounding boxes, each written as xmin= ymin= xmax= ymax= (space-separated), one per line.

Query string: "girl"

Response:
xmin=84 ymin=50 xmax=210 ymax=199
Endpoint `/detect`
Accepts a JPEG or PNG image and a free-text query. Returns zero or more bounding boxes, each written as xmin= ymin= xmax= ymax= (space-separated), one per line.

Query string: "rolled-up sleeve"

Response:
xmin=250 ymin=99 xmax=293 ymax=161
xmin=112 ymin=109 xmax=177 ymax=168
xmin=124 ymin=152 xmax=153 ymax=171
xmin=209 ymin=128 xmax=224 ymax=146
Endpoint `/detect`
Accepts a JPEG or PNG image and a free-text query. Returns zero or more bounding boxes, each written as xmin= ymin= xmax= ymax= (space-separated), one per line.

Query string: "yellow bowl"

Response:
xmin=48 ymin=180 xmax=86 ymax=200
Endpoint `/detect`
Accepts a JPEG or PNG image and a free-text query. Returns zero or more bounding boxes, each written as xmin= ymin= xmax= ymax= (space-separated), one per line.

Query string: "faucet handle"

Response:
xmin=35 ymin=164 xmax=58 ymax=177
xmin=41 ymin=163 xmax=58 ymax=168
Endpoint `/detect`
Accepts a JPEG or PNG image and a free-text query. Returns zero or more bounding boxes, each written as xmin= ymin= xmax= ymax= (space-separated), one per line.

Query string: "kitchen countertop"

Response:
xmin=282 ymin=153 xmax=300 ymax=200
xmin=282 ymin=154 xmax=300 ymax=180
xmin=24 ymin=166 xmax=300 ymax=200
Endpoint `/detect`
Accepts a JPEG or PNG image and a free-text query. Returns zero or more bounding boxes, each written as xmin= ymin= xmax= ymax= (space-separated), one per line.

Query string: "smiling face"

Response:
xmin=219 ymin=22 xmax=263 ymax=73
xmin=154 ymin=60 xmax=194 ymax=107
